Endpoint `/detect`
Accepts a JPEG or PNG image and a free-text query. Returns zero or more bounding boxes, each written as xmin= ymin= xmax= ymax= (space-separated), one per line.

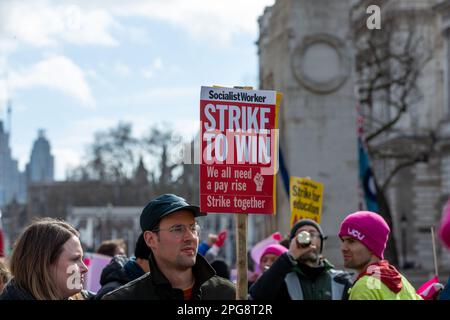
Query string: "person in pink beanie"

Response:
xmin=259 ymin=244 xmax=288 ymax=274
xmin=339 ymin=211 xmax=421 ymax=300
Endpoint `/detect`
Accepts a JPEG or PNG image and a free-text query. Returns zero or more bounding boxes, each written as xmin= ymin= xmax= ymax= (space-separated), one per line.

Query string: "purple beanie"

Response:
xmin=338 ymin=211 xmax=390 ymax=259
xmin=260 ymin=244 xmax=288 ymax=262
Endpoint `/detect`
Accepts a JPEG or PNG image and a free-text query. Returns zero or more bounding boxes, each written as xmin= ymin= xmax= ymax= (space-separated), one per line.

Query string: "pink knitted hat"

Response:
xmin=260 ymin=244 xmax=288 ymax=262
xmin=338 ymin=211 xmax=390 ymax=259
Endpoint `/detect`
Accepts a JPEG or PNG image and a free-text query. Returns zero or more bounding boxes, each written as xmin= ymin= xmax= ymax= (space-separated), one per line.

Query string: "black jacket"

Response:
xmin=0 ymin=279 xmax=95 ymax=300
xmin=0 ymin=279 xmax=35 ymax=300
xmin=102 ymin=252 xmax=235 ymax=300
xmin=95 ymin=255 xmax=146 ymax=300
xmin=249 ymin=253 xmax=353 ymax=300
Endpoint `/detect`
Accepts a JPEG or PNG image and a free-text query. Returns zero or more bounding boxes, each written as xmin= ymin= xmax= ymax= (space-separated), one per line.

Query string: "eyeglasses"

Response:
xmin=309 ymin=232 xmax=321 ymax=239
xmin=152 ymin=223 xmax=200 ymax=238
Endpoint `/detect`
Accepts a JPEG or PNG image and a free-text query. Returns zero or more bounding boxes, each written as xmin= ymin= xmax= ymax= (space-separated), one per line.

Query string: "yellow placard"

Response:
xmin=289 ymin=176 xmax=324 ymax=227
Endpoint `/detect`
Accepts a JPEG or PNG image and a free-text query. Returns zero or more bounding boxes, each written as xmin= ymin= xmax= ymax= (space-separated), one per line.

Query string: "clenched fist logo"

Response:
xmin=254 ymin=172 xmax=264 ymax=192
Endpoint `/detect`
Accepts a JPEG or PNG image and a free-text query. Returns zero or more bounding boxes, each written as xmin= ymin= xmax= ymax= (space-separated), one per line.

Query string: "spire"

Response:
xmin=27 ymin=128 xmax=54 ymax=183
xmin=7 ymin=99 xmax=11 ymax=134
xmin=134 ymin=156 xmax=149 ymax=186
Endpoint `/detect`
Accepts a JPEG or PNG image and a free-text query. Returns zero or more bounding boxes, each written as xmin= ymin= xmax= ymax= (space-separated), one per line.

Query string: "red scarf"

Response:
xmin=356 ymin=260 xmax=403 ymax=293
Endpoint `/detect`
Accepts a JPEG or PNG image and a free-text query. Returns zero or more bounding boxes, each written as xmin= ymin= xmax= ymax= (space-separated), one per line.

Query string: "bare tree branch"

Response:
xmin=381 ymin=150 xmax=432 ymax=191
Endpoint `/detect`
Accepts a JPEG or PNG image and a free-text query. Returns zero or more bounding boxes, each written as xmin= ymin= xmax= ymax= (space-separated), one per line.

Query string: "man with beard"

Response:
xmin=249 ymin=219 xmax=352 ymax=300
xmin=103 ymin=194 xmax=235 ymax=300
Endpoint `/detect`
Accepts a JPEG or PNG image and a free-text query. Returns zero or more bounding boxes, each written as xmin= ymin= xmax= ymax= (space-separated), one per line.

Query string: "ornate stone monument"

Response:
xmin=258 ymin=0 xmax=359 ymax=266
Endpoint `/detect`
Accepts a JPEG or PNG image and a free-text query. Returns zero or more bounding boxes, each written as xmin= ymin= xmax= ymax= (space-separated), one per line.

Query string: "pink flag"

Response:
xmin=417 ymin=276 xmax=443 ymax=300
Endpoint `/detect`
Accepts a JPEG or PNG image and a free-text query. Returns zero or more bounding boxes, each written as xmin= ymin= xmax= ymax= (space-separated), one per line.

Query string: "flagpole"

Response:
xmin=431 ymin=226 xmax=439 ymax=277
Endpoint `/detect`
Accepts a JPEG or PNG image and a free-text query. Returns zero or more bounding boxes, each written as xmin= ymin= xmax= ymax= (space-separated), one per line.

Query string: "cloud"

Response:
xmin=50 ymin=117 xmax=118 ymax=168
xmin=1 ymin=1 xmax=119 ymax=49
xmin=0 ymin=0 xmax=275 ymax=53
xmin=105 ymin=0 xmax=276 ymax=45
xmin=0 ymin=79 xmax=7 ymax=106
xmin=53 ymin=113 xmax=199 ymax=179
xmin=9 ymin=55 xmax=94 ymax=105
xmin=141 ymin=57 xmax=163 ymax=79
xmin=0 ymin=39 xmax=17 ymax=61
xmin=70 ymin=117 xmax=119 ymax=142
xmin=52 ymin=147 xmax=82 ymax=180
xmin=53 ymin=115 xmax=150 ymax=177
xmin=103 ymin=85 xmax=198 ymax=107
xmin=113 ymin=62 xmax=131 ymax=77
xmin=63 ymin=6 xmax=119 ymax=46
xmin=152 ymin=58 xmax=163 ymax=70
xmin=121 ymin=25 xmax=151 ymax=45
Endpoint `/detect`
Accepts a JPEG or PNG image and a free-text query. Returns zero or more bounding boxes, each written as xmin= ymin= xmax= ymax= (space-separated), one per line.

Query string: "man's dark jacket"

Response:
xmin=102 ymin=252 xmax=235 ymax=300
xmin=249 ymin=253 xmax=353 ymax=300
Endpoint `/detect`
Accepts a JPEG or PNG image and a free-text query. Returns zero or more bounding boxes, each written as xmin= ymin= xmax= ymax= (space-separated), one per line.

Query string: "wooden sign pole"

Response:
xmin=235 ymin=213 xmax=248 ymax=300
xmin=234 ymin=85 xmax=251 ymax=301
xmin=431 ymin=226 xmax=439 ymax=277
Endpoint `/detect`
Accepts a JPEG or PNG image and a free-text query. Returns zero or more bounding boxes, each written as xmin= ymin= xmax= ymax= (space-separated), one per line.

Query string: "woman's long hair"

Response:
xmin=10 ymin=218 xmax=79 ymax=300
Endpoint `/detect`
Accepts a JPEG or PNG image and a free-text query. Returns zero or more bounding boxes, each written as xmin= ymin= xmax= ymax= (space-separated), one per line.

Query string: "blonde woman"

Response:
xmin=0 ymin=218 xmax=88 ymax=300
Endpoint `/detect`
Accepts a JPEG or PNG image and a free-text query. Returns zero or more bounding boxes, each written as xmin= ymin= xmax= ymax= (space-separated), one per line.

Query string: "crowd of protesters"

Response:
xmin=1 ymin=193 xmax=450 ymax=300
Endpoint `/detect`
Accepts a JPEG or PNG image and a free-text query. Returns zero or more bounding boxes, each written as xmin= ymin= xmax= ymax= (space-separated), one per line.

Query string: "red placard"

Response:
xmin=199 ymin=86 xmax=279 ymax=214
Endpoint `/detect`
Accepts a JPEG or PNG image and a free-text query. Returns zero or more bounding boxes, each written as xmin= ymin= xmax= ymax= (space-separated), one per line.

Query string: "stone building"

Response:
xmin=67 ymin=205 xmax=141 ymax=254
xmin=351 ymin=0 xmax=450 ymax=278
xmin=257 ymin=0 xmax=450 ymax=281
xmin=1 ymin=199 xmax=26 ymax=253
xmin=257 ymin=0 xmax=359 ymax=266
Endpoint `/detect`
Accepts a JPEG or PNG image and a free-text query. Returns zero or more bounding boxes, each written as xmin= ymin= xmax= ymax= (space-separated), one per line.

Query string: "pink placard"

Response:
xmin=83 ymin=253 xmax=112 ymax=293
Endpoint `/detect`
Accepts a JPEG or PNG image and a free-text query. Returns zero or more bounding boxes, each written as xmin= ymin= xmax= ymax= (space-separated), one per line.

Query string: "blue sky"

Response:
xmin=0 ymin=0 xmax=275 ymax=179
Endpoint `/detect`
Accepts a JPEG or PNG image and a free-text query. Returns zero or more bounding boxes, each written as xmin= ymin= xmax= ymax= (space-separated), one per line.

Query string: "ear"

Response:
xmin=143 ymin=231 xmax=157 ymax=250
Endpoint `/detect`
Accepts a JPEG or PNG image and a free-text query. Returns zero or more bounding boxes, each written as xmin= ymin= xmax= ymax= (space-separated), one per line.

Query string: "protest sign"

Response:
xmin=82 ymin=253 xmax=111 ymax=293
xmin=199 ymin=86 xmax=280 ymax=215
xmin=290 ymin=177 xmax=324 ymax=226
xmin=199 ymin=86 xmax=281 ymax=300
